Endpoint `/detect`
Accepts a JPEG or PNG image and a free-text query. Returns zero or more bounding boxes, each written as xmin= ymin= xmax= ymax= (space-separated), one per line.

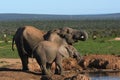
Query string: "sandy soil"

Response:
xmin=1 ymin=54 xmax=120 ymax=80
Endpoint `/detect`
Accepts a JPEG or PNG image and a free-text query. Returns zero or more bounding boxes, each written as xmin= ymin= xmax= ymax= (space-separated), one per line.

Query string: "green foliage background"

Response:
xmin=0 ymin=19 xmax=120 ymax=58
xmin=0 ymin=20 xmax=120 ymax=40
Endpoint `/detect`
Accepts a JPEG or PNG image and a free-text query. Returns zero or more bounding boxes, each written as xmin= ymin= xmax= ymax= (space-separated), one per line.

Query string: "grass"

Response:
xmin=74 ymin=38 xmax=120 ymax=55
xmin=0 ymin=38 xmax=120 ymax=58
xmin=0 ymin=42 xmax=19 ymax=58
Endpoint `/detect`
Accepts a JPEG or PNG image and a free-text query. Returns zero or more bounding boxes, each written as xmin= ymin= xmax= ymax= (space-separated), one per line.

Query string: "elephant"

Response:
xmin=12 ymin=26 xmax=45 ymax=70
xmin=33 ymin=32 xmax=81 ymax=75
xmin=12 ymin=26 xmax=88 ymax=71
xmin=44 ymin=27 xmax=88 ymax=45
xmin=65 ymin=45 xmax=82 ymax=62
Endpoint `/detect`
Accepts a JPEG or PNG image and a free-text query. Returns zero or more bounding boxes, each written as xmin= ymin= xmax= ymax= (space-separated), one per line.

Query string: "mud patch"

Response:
xmin=1 ymin=54 xmax=120 ymax=80
xmin=80 ymin=54 xmax=120 ymax=70
xmin=0 ymin=58 xmax=90 ymax=80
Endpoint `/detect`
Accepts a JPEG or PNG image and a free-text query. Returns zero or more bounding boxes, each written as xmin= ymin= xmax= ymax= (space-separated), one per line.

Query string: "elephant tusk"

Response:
xmin=81 ymin=36 xmax=84 ymax=39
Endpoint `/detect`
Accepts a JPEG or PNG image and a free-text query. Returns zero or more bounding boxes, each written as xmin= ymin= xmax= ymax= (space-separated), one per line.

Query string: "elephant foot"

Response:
xmin=22 ymin=67 xmax=29 ymax=71
xmin=54 ymin=68 xmax=59 ymax=74
xmin=41 ymin=75 xmax=52 ymax=80
xmin=55 ymin=69 xmax=64 ymax=75
xmin=44 ymin=71 xmax=53 ymax=76
xmin=59 ymin=70 xmax=64 ymax=76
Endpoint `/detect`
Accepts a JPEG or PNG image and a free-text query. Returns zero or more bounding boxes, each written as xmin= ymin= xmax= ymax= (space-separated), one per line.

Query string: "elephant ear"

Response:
xmin=65 ymin=45 xmax=82 ymax=62
xmin=58 ymin=45 xmax=70 ymax=58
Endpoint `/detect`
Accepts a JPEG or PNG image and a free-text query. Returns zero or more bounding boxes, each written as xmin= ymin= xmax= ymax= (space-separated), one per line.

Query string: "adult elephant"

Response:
xmin=12 ymin=26 xmax=45 ymax=70
xmin=12 ymin=26 xmax=88 ymax=71
xmin=33 ymin=32 xmax=81 ymax=75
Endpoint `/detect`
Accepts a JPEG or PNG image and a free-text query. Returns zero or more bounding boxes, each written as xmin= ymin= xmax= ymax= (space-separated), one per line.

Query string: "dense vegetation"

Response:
xmin=0 ymin=19 xmax=120 ymax=58
xmin=0 ymin=19 xmax=120 ymax=40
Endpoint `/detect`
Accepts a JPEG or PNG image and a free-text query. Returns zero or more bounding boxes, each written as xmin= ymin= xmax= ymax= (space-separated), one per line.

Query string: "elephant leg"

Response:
xmin=17 ymin=47 xmax=29 ymax=71
xmin=54 ymin=62 xmax=59 ymax=74
xmin=46 ymin=63 xmax=53 ymax=74
xmin=55 ymin=55 xmax=63 ymax=75
xmin=35 ymin=56 xmax=50 ymax=75
xmin=40 ymin=65 xmax=44 ymax=74
xmin=42 ymin=64 xmax=50 ymax=75
xmin=55 ymin=65 xmax=59 ymax=74
xmin=19 ymin=54 xmax=29 ymax=71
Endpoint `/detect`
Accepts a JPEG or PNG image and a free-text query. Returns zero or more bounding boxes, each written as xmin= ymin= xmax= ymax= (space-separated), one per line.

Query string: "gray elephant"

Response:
xmin=12 ymin=26 xmax=88 ymax=71
xmin=12 ymin=26 xmax=45 ymax=70
xmin=33 ymin=32 xmax=81 ymax=75
xmin=44 ymin=27 xmax=88 ymax=45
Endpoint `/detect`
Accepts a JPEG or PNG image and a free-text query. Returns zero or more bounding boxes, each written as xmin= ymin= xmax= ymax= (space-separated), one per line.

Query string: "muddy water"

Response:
xmin=88 ymin=72 xmax=120 ymax=80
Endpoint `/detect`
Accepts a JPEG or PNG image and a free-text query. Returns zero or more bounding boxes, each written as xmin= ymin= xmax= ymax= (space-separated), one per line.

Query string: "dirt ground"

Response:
xmin=0 ymin=54 xmax=120 ymax=80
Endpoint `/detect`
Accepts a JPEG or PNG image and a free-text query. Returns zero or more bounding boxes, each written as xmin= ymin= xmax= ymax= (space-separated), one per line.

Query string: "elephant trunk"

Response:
xmin=79 ymin=30 xmax=88 ymax=41
xmin=73 ymin=52 xmax=83 ymax=63
xmin=72 ymin=30 xmax=88 ymax=42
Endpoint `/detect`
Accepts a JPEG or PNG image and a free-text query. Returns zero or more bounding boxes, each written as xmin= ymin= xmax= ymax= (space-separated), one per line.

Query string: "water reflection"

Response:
xmin=88 ymin=72 xmax=120 ymax=80
xmin=92 ymin=76 xmax=120 ymax=80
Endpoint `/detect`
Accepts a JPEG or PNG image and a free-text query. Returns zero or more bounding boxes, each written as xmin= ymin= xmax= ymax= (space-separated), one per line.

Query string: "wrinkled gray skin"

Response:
xmin=12 ymin=26 xmax=88 ymax=71
xmin=33 ymin=32 xmax=81 ymax=75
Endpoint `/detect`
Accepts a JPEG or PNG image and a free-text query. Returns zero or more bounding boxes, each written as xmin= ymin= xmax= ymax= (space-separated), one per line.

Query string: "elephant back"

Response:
xmin=24 ymin=26 xmax=45 ymax=40
xmin=44 ymin=32 xmax=67 ymax=46
xmin=23 ymin=26 xmax=45 ymax=48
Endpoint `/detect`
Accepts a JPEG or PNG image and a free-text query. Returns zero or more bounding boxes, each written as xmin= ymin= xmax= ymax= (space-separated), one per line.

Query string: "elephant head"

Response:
xmin=47 ymin=27 xmax=88 ymax=45
xmin=72 ymin=30 xmax=88 ymax=42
